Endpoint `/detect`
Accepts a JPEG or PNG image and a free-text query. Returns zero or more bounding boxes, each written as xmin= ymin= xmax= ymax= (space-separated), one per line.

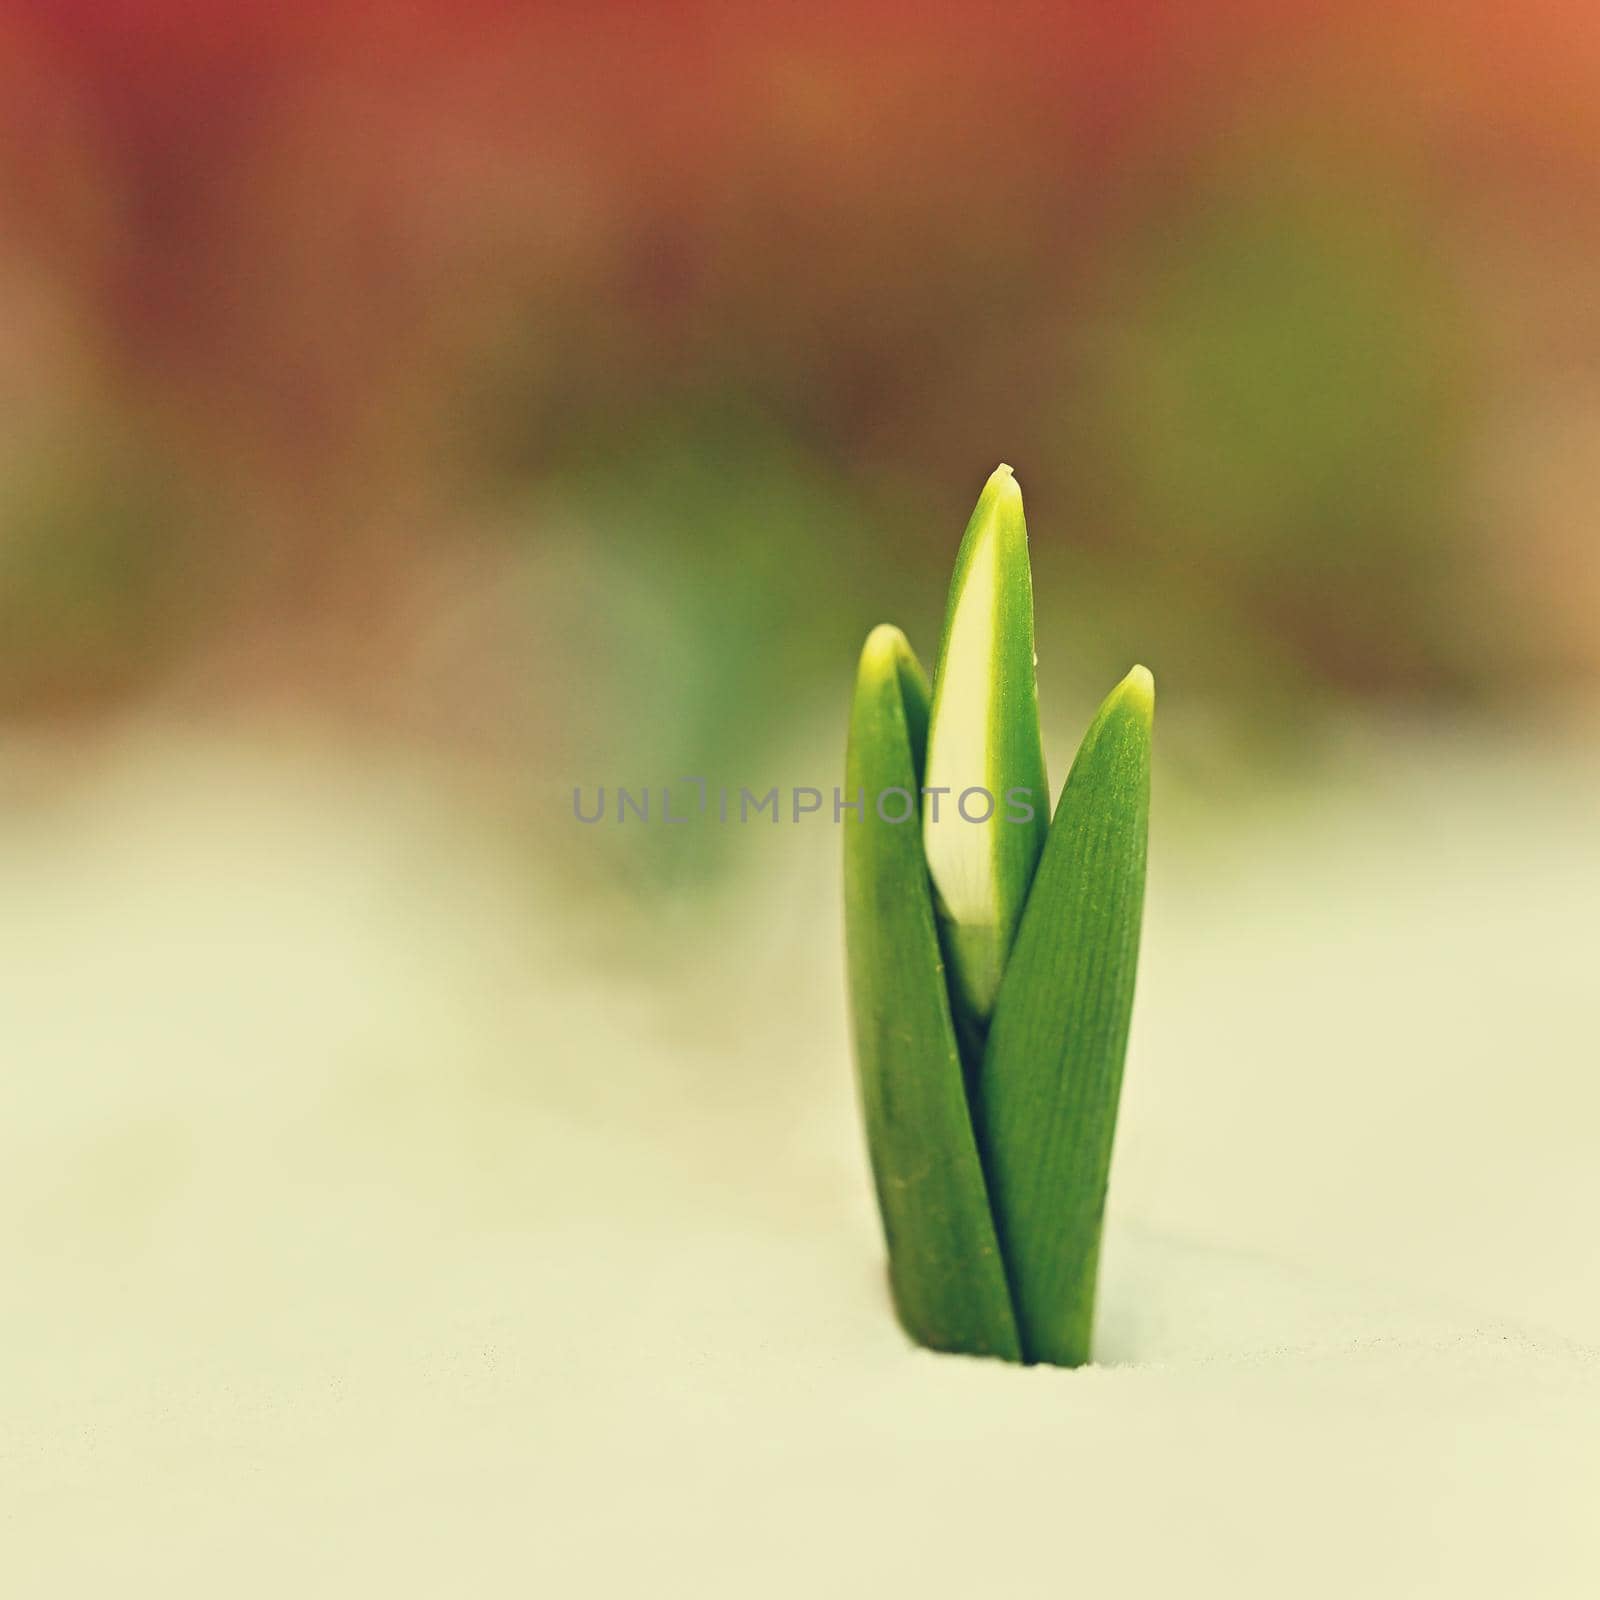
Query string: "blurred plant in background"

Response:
xmin=2 ymin=2 xmax=1597 ymax=880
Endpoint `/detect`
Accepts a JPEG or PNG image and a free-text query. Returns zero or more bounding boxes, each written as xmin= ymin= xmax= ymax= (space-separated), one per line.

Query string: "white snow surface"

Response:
xmin=3 ymin=715 xmax=1598 ymax=1596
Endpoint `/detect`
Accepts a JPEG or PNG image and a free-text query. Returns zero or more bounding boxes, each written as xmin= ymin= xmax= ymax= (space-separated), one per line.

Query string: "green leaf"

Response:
xmin=922 ymin=465 xmax=1049 ymax=1032
xmin=844 ymin=624 xmax=1022 ymax=1360
xmin=976 ymin=665 xmax=1154 ymax=1366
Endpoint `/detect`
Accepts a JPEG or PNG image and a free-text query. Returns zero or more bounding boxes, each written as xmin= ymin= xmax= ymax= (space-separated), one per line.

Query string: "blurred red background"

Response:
xmin=3 ymin=2 xmax=1597 ymax=778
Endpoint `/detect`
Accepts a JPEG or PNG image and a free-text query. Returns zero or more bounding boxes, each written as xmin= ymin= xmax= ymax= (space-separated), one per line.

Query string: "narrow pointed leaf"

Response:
xmin=845 ymin=624 xmax=1022 ymax=1359
xmin=923 ymin=464 xmax=1049 ymax=1031
xmin=977 ymin=665 xmax=1154 ymax=1366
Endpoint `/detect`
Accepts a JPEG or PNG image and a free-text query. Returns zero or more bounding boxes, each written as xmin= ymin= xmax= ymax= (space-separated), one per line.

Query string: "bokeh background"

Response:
xmin=4 ymin=3 xmax=1597 ymax=809
xmin=5 ymin=6 xmax=1600 ymax=1593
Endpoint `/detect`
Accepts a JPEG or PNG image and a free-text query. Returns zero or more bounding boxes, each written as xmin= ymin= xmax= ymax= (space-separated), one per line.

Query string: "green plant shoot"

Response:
xmin=844 ymin=464 xmax=1152 ymax=1367
xmin=843 ymin=625 xmax=1022 ymax=1359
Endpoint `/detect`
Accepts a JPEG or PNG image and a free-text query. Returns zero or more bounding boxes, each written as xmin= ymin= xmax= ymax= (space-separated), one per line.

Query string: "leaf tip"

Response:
xmin=860 ymin=623 xmax=913 ymax=682
xmin=1113 ymin=663 xmax=1155 ymax=722
xmin=979 ymin=461 xmax=1023 ymax=528
xmin=862 ymin=620 xmax=907 ymax=658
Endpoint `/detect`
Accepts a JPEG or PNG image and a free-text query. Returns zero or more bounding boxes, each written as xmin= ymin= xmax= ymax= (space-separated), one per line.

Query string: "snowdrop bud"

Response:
xmin=922 ymin=464 xmax=1049 ymax=1025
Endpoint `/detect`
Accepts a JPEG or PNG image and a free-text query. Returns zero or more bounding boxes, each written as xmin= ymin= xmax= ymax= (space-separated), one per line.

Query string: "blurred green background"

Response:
xmin=2 ymin=2 xmax=1597 ymax=869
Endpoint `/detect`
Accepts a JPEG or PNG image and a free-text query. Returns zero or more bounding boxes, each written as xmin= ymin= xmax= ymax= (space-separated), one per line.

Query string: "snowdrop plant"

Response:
xmin=844 ymin=465 xmax=1152 ymax=1367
